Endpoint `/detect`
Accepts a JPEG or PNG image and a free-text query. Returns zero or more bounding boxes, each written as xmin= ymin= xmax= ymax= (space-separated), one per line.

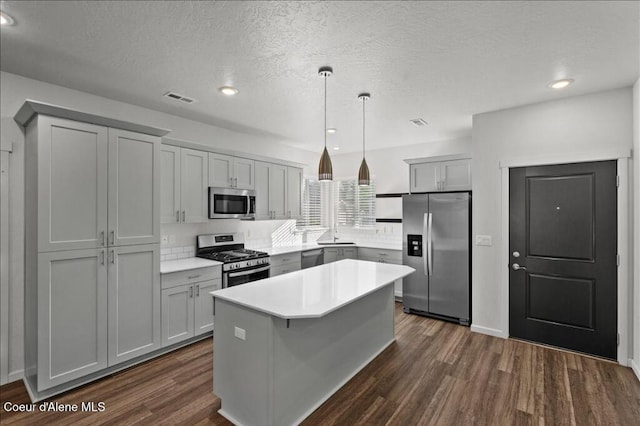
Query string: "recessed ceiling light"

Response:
xmin=327 ymin=128 xmax=337 ymax=134
xmin=548 ymin=79 xmax=574 ymax=89
xmin=219 ymin=86 xmax=239 ymax=96
xmin=333 ymin=146 xmax=340 ymax=150
xmin=0 ymin=11 xmax=15 ymax=26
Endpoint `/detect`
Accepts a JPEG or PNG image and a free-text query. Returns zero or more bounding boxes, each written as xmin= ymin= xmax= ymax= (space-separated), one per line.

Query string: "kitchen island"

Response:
xmin=210 ymin=259 xmax=415 ymax=426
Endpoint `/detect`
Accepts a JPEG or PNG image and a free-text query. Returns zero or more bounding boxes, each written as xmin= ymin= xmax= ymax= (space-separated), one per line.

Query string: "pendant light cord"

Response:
xmin=324 ymin=75 xmax=327 ymax=150
xmin=362 ymin=97 xmax=366 ymax=159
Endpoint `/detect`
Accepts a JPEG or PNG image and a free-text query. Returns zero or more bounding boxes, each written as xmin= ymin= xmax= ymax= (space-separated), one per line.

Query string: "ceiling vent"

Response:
xmin=410 ymin=118 xmax=428 ymax=127
xmin=163 ymin=92 xmax=197 ymax=104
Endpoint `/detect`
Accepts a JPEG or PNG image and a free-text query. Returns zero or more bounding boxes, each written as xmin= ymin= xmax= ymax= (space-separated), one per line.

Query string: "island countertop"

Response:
xmin=210 ymin=259 xmax=414 ymax=319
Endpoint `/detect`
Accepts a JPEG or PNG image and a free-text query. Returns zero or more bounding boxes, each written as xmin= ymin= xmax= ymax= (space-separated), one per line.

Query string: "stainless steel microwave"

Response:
xmin=208 ymin=187 xmax=256 ymax=219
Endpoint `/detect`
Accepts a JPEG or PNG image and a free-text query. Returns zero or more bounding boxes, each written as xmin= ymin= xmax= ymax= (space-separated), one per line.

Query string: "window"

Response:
xmin=297 ymin=177 xmax=375 ymax=230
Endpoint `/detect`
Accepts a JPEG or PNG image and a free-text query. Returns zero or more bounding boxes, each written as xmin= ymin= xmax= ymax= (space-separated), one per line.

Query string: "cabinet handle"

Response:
xmin=189 ymin=286 xmax=193 ymax=298
xmin=101 ymin=250 xmax=105 ymax=265
xmin=176 ymin=210 xmax=180 ymax=222
xmin=110 ymin=230 xmax=115 ymax=245
xmin=110 ymin=250 xmax=115 ymax=264
xmin=182 ymin=211 xmax=186 ymax=222
xmin=229 ymin=177 xmax=233 ymax=187
xmin=100 ymin=231 xmax=105 ymax=246
xmin=234 ymin=177 xmax=238 ymax=187
xmin=188 ymin=275 xmax=201 ymax=280
xmin=196 ymin=284 xmax=200 ymax=297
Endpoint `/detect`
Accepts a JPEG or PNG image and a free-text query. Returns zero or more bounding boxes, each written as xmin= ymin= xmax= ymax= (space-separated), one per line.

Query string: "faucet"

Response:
xmin=333 ymin=223 xmax=339 ymax=242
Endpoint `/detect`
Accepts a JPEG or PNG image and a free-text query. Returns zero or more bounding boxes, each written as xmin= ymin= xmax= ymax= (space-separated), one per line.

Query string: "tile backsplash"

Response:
xmin=160 ymin=245 xmax=195 ymax=262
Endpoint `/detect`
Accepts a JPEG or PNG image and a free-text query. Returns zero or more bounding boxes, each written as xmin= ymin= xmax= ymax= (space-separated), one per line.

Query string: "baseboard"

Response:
xmin=470 ymin=324 xmax=507 ymax=339
xmin=631 ymin=359 xmax=640 ymax=382
xmin=7 ymin=369 xmax=23 ymax=384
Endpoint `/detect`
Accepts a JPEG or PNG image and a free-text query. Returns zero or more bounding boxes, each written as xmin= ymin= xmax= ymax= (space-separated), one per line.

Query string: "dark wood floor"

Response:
xmin=1 ymin=303 xmax=639 ymax=425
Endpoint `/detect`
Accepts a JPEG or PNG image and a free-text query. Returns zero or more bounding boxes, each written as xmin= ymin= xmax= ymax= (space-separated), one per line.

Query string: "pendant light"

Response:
xmin=357 ymin=93 xmax=371 ymax=186
xmin=318 ymin=66 xmax=333 ymax=181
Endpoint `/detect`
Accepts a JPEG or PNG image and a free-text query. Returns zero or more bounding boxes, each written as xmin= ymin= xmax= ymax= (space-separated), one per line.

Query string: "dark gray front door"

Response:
xmin=509 ymin=161 xmax=617 ymax=359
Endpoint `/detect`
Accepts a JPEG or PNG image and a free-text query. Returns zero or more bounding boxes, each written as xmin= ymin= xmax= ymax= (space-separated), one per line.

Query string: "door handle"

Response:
xmin=422 ymin=213 xmax=428 ymax=276
xmin=512 ymin=263 xmax=527 ymax=271
xmin=100 ymin=231 xmax=105 ymax=246
xmin=427 ymin=213 xmax=433 ymax=276
xmin=189 ymin=286 xmax=193 ymax=298
xmin=182 ymin=210 xmax=186 ymax=222
xmin=196 ymin=284 xmax=200 ymax=297
xmin=110 ymin=249 xmax=115 ymax=264
xmin=110 ymin=230 xmax=115 ymax=245
xmin=176 ymin=210 xmax=180 ymax=222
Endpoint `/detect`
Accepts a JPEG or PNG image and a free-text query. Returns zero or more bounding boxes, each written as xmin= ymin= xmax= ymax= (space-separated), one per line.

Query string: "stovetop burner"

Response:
xmin=195 ymin=234 xmax=269 ymax=264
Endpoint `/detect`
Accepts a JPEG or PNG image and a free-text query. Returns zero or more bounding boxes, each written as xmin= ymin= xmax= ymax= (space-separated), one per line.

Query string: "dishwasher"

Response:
xmin=301 ymin=249 xmax=324 ymax=269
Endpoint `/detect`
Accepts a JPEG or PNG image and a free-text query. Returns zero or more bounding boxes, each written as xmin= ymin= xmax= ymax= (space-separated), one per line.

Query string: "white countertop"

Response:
xmin=160 ymin=257 xmax=222 ymax=274
xmin=258 ymin=242 xmax=402 ymax=256
xmin=211 ymin=259 xmax=414 ymax=319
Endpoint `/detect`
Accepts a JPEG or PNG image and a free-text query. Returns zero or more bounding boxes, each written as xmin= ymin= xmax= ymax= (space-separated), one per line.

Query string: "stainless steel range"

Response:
xmin=196 ymin=233 xmax=270 ymax=288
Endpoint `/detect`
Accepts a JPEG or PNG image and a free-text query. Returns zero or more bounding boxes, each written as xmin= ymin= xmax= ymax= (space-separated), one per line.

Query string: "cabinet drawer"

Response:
xmin=161 ymin=266 xmax=221 ymax=289
xmin=270 ymin=263 xmax=301 ymax=277
xmin=357 ymin=248 xmax=402 ymax=263
xmin=270 ymin=253 xmax=301 ymax=268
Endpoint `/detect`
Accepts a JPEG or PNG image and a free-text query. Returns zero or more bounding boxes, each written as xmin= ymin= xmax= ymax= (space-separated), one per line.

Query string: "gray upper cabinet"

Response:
xmin=160 ymin=145 xmax=181 ymax=224
xmin=255 ymin=161 xmax=294 ymax=220
xmin=181 ymin=148 xmax=209 ymax=223
xmin=107 ymin=244 xmax=160 ymax=366
xmin=286 ymin=167 xmax=303 ymax=219
xmin=410 ymin=158 xmax=471 ymax=192
xmin=36 ymin=116 xmax=108 ymax=252
xmin=108 ymin=128 xmax=160 ymax=245
xmin=37 ymin=248 xmax=108 ymax=390
xmin=209 ymin=153 xmax=255 ymax=190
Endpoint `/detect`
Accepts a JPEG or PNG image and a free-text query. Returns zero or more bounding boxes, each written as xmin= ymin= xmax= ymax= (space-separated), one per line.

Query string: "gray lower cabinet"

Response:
xmin=37 ymin=249 xmax=108 ymax=391
xmin=108 ymin=244 xmax=161 ymax=366
xmin=161 ymin=273 xmax=221 ymax=347
xmin=358 ymin=247 xmax=403 ymax=298
xmin=323 ymin=247 xmax=358 ymax=264
xmin=270 ymin=252 xmax=301 ymax=277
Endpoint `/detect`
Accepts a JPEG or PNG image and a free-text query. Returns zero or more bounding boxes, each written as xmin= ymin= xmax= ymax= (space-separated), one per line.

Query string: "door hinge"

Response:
xmin=616 ymin=175 xmax=620 ymax=187
xmin=616 ymin=254 xmax=620 ymax=267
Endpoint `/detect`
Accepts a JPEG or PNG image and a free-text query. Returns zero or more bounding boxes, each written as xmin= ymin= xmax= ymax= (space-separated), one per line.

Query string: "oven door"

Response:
xmin=209 ymin=187 xmax=256 ymax=219
xmin=223 ymin=265 xmax=270 ymax=288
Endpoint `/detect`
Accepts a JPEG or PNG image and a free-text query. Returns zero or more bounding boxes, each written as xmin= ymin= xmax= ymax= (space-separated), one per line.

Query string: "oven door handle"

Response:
xmin=227 ymin=265 xmax=271 ymax=278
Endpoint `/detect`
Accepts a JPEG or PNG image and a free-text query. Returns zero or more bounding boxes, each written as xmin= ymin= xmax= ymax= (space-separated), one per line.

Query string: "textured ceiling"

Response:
xmin=1 ymin=1 xmax=638 ymax=153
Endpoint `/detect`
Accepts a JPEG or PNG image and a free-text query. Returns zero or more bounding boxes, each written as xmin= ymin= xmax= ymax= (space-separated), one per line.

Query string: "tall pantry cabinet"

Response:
xmin=16 ymin=101 xmax=169 ymax=398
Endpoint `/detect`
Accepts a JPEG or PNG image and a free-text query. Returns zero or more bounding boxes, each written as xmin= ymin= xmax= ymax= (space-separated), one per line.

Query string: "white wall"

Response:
xmin=0 ymin=71 xmax=319 ymax=384
xmin=329 ymin=138 xmax=471 ymax=193
xmin=633 ymin=78 xmax=640 ymax=380
xmin=471 ymin=88 xmax=634 ymax=352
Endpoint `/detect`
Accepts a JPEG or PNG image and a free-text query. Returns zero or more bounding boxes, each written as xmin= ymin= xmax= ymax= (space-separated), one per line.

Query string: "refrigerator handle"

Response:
xmin=423 ymin=213 xmax=429 ymax=276
xmin=427 ymin=213 xmax=433 ymax=276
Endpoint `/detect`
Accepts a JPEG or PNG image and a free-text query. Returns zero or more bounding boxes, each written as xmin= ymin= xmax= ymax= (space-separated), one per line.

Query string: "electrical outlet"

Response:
xmin=161 ymin=235 xmax=168 ymax=244
xmin=475 ymin=235 xmax=492 ymax=246
xmin=234 ymin=326 xmax=246 ymax=341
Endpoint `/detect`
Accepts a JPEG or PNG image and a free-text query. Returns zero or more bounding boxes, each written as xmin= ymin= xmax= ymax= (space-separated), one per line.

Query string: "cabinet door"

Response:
xmin=269 ymin=164 xmax=288 ymax=219
xmin=286 ymin=167 xmax=303 ymax=219
xmin=410 ymin=162 xmax=440 ymax=193
xmin=108 ymin=129 xmax=160 ymax=245
xmin=37 ymin=116 xmax=108 ymax=252
xmin=209 ymin=153 xmax=234 ymax=188
xmin=341 ymin=247 xmax=358 ymax=260
xmin=161 ymin=284 xmax=194 ymax=347
xmin=235 ymin=157 xmax=255 ymax=190
xmin=108 ymin=245 xmax=160 ymax=366
xmin=160 ymin=145 xmax=181 ymax=224
xmin=37 ymin=249 xmax=108 ymax=390
xmin=194 ymin=279 xmax=220 ymax=335
xmin=323 ymin=248 xmax=338 ymax=264
xmin=441 ymin=159 xmax=472 ymax=191
xmin=181 ymin=148 xmax=208 ymax=223
xmin=254 ymin=161 xmax=271 ymax=220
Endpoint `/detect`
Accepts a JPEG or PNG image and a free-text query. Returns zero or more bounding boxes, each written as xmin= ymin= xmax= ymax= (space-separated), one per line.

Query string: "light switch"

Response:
xmin=234 ymin=326 xmax=246 ymax=341
xmin=475 ymin=235 xmax=492 ymax=246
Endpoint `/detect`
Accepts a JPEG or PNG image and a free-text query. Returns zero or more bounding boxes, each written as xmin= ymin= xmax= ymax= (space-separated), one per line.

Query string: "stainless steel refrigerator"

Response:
xmin=402 ymin=192 xmax=471 ymax=325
